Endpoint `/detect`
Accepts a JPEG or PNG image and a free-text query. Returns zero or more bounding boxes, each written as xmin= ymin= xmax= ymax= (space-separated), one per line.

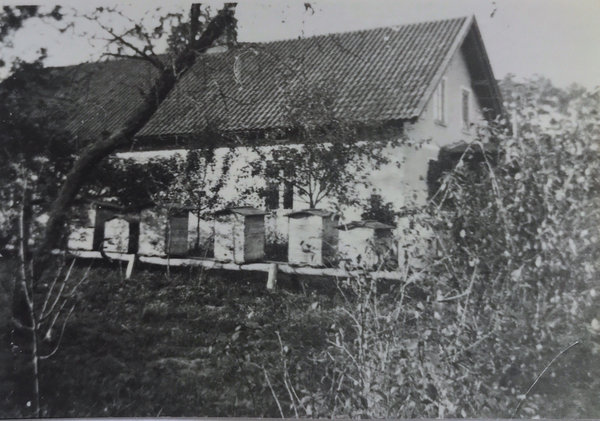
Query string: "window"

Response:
xmin=282 ymin=166 xmax=294 ymax=210
xmin=462 ymin=88 xmax=471 ymax=131
xmin=264 ymin=163 xmax=294 ymax=210
xmin=265 ymin=164 xmax=280 ymax=210
xmin=434 ymin=78 xmax=446 ymax=124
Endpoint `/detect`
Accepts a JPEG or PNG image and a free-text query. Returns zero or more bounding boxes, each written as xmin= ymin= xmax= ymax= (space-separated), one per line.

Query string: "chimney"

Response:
xmin=206 ymin=3 xmax=237 ymax=54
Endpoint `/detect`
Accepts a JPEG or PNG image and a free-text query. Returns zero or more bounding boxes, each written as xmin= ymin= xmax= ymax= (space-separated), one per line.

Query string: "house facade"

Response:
xmin=29 ymin=15 xmax=502 ymax=257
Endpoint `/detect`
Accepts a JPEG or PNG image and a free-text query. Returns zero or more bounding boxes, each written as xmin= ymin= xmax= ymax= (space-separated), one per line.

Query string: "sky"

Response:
xmin=2 ymin=0 xmax=600 ymax=89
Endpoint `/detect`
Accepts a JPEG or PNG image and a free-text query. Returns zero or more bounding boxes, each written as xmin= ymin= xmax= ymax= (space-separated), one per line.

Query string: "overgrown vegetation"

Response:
xmin=0 ymin=254 xmax=598 ymax=418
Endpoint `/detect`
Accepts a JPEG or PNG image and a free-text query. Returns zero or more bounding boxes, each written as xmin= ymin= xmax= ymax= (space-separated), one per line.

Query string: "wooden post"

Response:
xmin=267 ymin=263 xmax=278 ymax=290
xmin=125 ymin=254 xmax=135 ymax=279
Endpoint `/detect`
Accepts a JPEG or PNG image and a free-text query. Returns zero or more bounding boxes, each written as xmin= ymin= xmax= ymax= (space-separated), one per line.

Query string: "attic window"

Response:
xmin=462 ymin=88 xmax=471 ymax=131
xmin=434 ymin=78 xmax=446 ymax=125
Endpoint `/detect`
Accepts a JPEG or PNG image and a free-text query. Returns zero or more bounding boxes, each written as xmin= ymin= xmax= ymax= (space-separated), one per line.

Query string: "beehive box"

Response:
xmin=139 ymin=207 xmax=167 ymax=256
xmin=103 ymin=215 xmax=139 ymax=254
xmin=213 ymin=207 xmax=268 ymax=263
xmin=286 ymin=209 xmax=340 ymax=267
xmin=68 ymin=202 xmax=97 ymax=251
xmin=91 ymin=201 xmax=125 ymax=251
xmin=168 ymin=210 xmax=191 ymax=256
xmin=139 ymin=206 xmax=192 ymax=257
xmin=337 ymin=220 xmax=395 ymax=268
xmin=68 ymin=200 xmax=124 ymax=251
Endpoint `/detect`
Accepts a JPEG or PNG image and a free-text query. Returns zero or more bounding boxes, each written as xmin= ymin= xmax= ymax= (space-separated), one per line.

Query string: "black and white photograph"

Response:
xmin=0 ymin=0 xmax=599 ymax=418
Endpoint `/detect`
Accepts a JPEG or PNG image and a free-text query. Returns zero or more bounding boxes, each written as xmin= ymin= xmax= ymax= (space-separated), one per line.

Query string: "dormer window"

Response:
xmin=462 ymin=88 xmax=471 ymax=131
xmin=434 ymin=78 xmax=446 ymax=125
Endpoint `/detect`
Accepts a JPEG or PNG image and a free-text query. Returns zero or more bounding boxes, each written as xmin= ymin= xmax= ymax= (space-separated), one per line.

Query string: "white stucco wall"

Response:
xmin=410 ymin=49 xmax=485 ymax=149
xmin=67 ymin=227 xmax=95 ymax=251
xmin=386 ymin=47 xmax=485 ymax=208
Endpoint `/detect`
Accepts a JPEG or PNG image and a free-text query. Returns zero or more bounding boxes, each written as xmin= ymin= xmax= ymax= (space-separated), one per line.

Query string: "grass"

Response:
xmin=1 ymin=258 xmax=339 ymax=417
xmin=1 ymin=258 xmax=599 ymax=418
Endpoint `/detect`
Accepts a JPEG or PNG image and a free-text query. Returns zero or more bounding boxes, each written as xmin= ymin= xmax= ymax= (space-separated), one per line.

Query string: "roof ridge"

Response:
xmin=43 ymin=53 xmax=172 ymax=71
xmin=43 ymin=16 xmax=471 ymax=67
xmin=248 ymin=15 xmax=470 ymax=46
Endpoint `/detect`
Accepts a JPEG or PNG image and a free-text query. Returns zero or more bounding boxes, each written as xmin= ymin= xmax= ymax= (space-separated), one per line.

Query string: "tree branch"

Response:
xmin=93 ymin=19 xmax=165 ymax=71
xmin=39 ymin=304 xmax=76 ymax=360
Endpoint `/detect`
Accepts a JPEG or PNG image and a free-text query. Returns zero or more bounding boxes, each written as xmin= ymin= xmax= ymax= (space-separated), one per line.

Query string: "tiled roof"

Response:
xmin=5 ymin=16 xmax=488 ymax=144
xmin=56 ymin=59 xmax=160 ymax=143
xmin=4 ymin=59 xmax=160 ymax=144
xmin=139 ymin=16 xmax=471 ymax=137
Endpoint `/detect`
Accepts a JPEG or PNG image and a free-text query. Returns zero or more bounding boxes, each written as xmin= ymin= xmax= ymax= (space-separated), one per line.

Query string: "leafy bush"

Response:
xmin=257 ymin=78 xmax=600 ymax=418
xmin=361 ymin=193 xmax=396 ymax=226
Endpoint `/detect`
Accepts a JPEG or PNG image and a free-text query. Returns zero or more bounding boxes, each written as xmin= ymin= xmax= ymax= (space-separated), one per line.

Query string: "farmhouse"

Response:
xmin=133 ymin=15 xmax=502 ymax=216
xmin=7 ymin=15 xmax=502 ymax=262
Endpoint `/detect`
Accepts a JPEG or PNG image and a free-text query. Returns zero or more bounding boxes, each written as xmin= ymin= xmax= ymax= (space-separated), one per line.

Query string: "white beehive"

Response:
xmin=68 ymin=202 xmax=96 ymax=251
xmin=103 ymin=215 xmax=139 ymax=254
xmin=91 ymin=200 xmax=125 ymax=251
xmin=138 ymin=207 xmax=168 ymax=256
xmin=337 ymin=220 xmax=395 ymax=268
xmin=213 ymin=207 xmax=268 ymax=264
xmin=68 ymin=200 xmax=124 ymax=251
xmin=286 ymin=209 xmax=340 ymax=267
xmin=139 ymin=205 xmax=193 ymax=257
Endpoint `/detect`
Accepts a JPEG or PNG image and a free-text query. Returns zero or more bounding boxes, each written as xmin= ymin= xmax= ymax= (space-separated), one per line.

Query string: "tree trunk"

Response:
xmin=196 ymin=211 xmax=201 ymax=252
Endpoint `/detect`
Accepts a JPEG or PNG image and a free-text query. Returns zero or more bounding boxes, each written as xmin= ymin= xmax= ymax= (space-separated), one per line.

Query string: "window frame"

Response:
xmin=461 ymin=86 xmax=472 ymax=133
xmin=264 ymin=163 xmax=294 ymax=211
xmin=433 ymin=77 xmax=447 ymax=126
xmin=264 ymin=163 xmax=281 ymax=210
